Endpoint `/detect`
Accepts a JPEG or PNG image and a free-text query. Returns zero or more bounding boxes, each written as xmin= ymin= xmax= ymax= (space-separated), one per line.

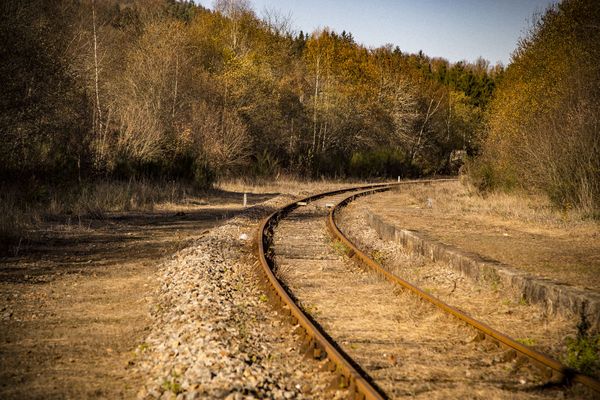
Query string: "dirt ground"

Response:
xmin=363 ymin=181 xmax=600 ymax=292
xmin=0 ymin=190 xmax=274 ymax=399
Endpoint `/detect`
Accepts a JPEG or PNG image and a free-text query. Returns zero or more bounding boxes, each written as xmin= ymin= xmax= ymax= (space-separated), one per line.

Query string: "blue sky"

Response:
xmin=197 ymin=0 xmax=557 ymax=65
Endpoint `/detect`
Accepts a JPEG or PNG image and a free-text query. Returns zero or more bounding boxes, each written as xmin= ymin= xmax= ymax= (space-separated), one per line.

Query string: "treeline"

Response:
xmin=0 ymin=0 xmax=499 ymax=187
xmin=471 ymin=0 xmax=600 ymax=212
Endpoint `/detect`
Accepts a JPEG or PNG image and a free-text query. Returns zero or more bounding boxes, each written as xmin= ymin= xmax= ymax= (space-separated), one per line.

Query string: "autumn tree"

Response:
xmin=1 ymin=0 xmax=498 ymax=185
xmin=475 ymin=0 xmax=600 ymax=211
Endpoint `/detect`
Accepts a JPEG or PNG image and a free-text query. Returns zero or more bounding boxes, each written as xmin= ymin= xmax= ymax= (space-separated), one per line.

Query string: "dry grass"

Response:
xmin=272 ymin=200 xmax=576 ymax=398
xmin=359 ymin=180 xmax=600 ymax=291
xmin=0 ymin=176 xmax=382 ymax=254
xmin=0 ymin=188 xmax=40 ymax=249
xmin=216 ymin=174 xmax=377 ymax=196
xmin=0 ymin=179 xmax=205 ymax=253
xmin=339 ymin=205 xmax=577 ymax=361
xmin=340 ymin=192 xmax=600 ymax=382
xmin=404 ymin=180 xmax=596 ymax=228
xmin=63 ymin=179 xmax=200 ymax=215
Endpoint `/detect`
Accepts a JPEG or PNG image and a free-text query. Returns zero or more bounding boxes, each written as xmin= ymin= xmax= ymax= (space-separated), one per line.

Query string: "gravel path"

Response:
xmin=134 ymin=196 xmax=346 ymax=400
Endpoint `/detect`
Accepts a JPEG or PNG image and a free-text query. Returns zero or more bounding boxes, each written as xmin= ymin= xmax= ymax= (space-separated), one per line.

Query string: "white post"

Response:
xmin=397 ymin=176 xmax=401 ymax=182
xmin=243 ymin=192 xmax=247 ymax=207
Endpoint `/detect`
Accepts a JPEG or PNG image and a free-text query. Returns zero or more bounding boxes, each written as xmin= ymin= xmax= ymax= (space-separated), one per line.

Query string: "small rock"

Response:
xmin=131 ymin=196 xmax=347 ymax=399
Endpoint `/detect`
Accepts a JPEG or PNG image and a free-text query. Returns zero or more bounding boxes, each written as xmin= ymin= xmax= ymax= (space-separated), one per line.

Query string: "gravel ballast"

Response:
xmin=134 ymin=197 xmax=346 ymax=399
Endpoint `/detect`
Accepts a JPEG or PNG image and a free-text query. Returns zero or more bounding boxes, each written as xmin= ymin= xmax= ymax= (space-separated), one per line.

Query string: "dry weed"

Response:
xmin=0 ymin=179 xmax=204 ymax=254
xmin=216 ymin=175 xmax=374 ymax=196
xmin=393 ymin=181 xmax=596 ymax=228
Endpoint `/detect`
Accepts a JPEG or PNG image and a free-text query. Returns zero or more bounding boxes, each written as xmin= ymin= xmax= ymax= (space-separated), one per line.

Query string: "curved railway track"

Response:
xmin=255 ymin=181 xmax=600 ymax=399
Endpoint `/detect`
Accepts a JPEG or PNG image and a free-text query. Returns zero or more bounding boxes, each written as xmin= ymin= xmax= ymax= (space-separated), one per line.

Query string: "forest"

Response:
xmin=0 ymin=0 xmax=598 ymax=233
xmin=0 ymin=0 xmax=498 ymax=183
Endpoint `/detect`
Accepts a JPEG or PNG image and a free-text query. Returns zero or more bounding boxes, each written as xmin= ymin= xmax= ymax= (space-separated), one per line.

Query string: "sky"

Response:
xmin=197 ymin=0 xmax=557 ymax=65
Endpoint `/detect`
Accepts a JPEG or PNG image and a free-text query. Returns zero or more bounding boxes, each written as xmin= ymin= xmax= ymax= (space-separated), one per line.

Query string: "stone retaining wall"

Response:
xmin=366 ymin=210 xmax=600 ymax=331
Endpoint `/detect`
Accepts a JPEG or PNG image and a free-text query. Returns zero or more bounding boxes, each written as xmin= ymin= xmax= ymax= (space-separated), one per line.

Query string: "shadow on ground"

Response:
xmin=0 ymin=190 xmax=278 ymax=284
xmin=0 ymin=189 xmax=278 ymax=399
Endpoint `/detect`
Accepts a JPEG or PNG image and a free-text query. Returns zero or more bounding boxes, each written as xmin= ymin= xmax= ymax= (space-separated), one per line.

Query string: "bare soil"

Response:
xmin=0 ymin=190 xmax=274 ymax=399
xmin=363 ymin=181 xmax=600 ymax=292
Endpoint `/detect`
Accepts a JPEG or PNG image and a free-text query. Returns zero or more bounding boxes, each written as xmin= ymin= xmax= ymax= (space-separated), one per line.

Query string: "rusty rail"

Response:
xmin=255 ymin=179 xmax=453 ymax=399
xmin=327 ymin=187 xmax=600 ymax=394
xmin=256 ymin=183 xmax=392 ymax=400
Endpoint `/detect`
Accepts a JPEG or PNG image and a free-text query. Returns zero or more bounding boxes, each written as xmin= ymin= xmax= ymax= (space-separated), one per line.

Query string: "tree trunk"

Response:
xmin=92 ymin=0 xmax=101 ymax=133
xmin=172 ymin=54 xmax=179 ymax=118
xmin=311 ymin=55 xmax=320 ymax=158
xmin=411 ymin=96 xmax=442 ymax=162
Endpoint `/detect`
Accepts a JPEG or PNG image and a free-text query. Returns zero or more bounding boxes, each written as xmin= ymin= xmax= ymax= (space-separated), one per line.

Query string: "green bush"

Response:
xmin=566 ymin=335 xmax=600 ymax=375
xmin=252 ymin=150 xmax=280 ymax=178
xmin=312 ymin=151 xmax=348 ymax=178
xmin=464 ymin=159 xmax=496 ymax=192
xmin=565 ymin=312 xmax=600 ymax=376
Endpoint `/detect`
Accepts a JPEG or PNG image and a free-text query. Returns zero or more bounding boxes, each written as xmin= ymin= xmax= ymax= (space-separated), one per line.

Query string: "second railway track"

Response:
xmin=256 ymin=181 xmax=599 ymax=399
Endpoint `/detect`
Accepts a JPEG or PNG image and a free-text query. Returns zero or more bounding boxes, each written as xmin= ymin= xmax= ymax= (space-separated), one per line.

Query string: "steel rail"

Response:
xmin=327 ymin=187 xmax=600 ymax=394
xmin=256 ymin=182 xmax=396 ymax=400
xmin=255 ymin=179 xmax=453 ymax=399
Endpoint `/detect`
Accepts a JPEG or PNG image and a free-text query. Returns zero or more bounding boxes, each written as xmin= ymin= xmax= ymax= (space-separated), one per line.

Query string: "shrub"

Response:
xmin=348 ymin=148 xmax=413 ymax=178
xmin=252 ymin=150 xmax=280 ymax=178
xmin=476 ymin=0 xmax=600 ymax=212
xmin=193 ymin=160 xmax=215 ymax=190
xmin=565 ymin=311 xmax=600 ymax=376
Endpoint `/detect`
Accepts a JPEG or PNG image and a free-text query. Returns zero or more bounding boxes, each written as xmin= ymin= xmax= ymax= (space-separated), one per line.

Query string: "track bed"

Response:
xmin=270 ymin=190 xmax=578 ymax=399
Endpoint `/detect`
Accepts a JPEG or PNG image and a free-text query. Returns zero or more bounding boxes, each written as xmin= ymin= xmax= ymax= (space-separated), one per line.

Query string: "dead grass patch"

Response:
xmin=274 ymin=202 xmax=576 ymax=398
xmin=337 ymin=204 xmax=599 ymax=380
xmin=400 ymin=180 xmax=595 ymax=227
xmin=216 ymin=174 xmax=376 ymax=196
xmin=0 ymin=179 xmax=211 ymax=254
xmin=364 ymin=180 xmax=599 ymax=291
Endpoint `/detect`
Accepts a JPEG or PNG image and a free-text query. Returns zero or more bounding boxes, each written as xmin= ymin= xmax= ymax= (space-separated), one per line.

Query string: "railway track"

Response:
xmin=255 ymin=181 xmax=600 ymax=399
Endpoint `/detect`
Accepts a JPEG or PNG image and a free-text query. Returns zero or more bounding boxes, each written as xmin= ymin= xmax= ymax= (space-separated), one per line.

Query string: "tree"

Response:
xmin=0 ymin=0 xmax=498 ymax=184
xmin=0 ymin=0 xmax=89 ymax=178
xmin=476 ymin=0 xmax=600 ymax=211
xmin=213 ymin=0 xmax=253 ymax=54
